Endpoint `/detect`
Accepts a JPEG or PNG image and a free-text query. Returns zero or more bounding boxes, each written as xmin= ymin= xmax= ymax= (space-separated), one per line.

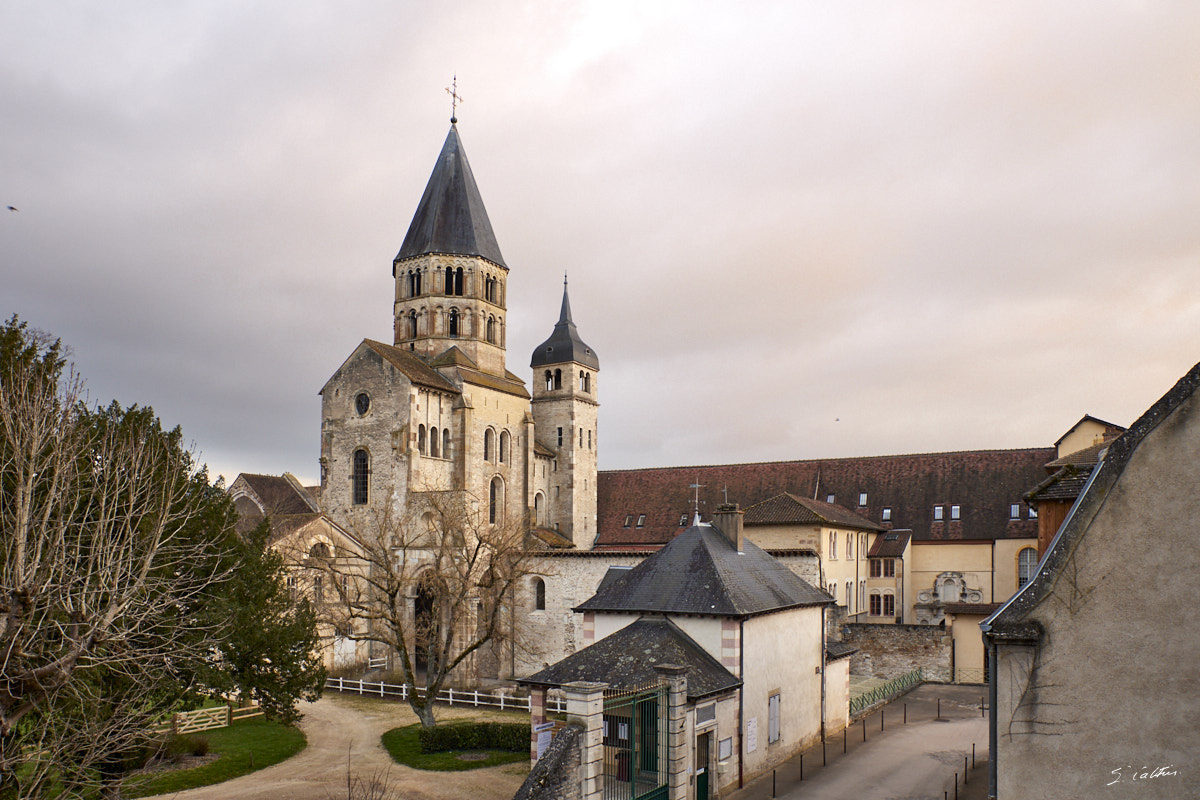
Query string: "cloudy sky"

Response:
xmin=4 ymin=1 xmax=1199 ymax=485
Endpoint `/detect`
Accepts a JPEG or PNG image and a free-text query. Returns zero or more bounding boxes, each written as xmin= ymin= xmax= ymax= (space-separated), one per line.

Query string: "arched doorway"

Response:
xmin=414 ymin=574 xmax=439 ymax=676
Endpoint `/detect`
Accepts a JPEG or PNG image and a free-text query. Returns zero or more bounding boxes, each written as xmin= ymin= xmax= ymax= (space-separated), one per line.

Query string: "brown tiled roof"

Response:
xmin=528 ymin=527 xmax=575 ymax=549
xmin=867 ymin=531 xmax=911 ymax=558
xmin=533 ymin=440 xmax=556 ymax=458
xmin=596 ymin=448 xmax=1053 ymax=548
xmin=362 ymin=340 xmax=459 ymax=393
xmin=744 ymin=493 xmax=884 ymax=531
xmin=1044 ymin=439 xmax=1112 ymax=468
xmin=458 ymin=366 xmax=530 ymax=399
xmin=236 ymin=473 xmax=320 ymax=516
xmin=1026 ymin=465 xmax=1093 ymax=503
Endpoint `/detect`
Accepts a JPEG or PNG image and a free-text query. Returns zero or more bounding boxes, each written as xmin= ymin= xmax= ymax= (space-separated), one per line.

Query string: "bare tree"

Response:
xmin=318 ymin=489 xmax=539 ymax=728
xmin=0 ymin=318 xmax=239 ymax=798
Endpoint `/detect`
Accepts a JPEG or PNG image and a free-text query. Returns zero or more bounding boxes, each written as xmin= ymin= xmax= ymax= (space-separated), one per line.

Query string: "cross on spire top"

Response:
xmin=446 ymin=75 xmax=463 ymax=123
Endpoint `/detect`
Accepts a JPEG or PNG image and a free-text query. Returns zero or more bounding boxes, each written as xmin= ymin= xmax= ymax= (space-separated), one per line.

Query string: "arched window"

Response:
xmin=309 ymin=542 xmax=331 ymax=559
xmin=454 ymin=267 xmax=464 ymax=296
xmin=489 ymin=476 xmax=504 ymax=524
xmin=847 ymin=532 xmax=854 ymax=559
xmin=830 ymin=532 xmax=837 ymax=559
xmin=429 ymin=427 xmax=440 ymax=457
xmin=499 ymin=431 xmax=510 ymax=463
xmin=445 ymin=266 xmax=454 ymax=294
xmin=484 ymin=428 xmax=494 ymax=462
xmin=544 ymin=370 xmax=553 ymax=391
xmin=533 ymin=577 xmax=546 ymax=611
xmin=534 ymin=492 xmax=544 ymax=526
xmin=407 ymin=310 xmax=417 ymax=338
xmin=484 ymin=276 xmax=495 ymax=302
xmin=486 ymin=316 xmax=495 ymax=343
xmin=846 ymin=580 xmax=853 ymax=611
xmin=442 ymin=428 xmax=450 ymax=459
xmin=448 ymin=308 xmax=459 ymax=337
xmin=553 ymin=369 xmax=562 ymax=390
xmin=1017 ymin=547 xmax=1038 ymax=588
xmin=583 ymin=372 xmax=590 ymax=392
xmin=417 ymin=425 xmax=426 ymax=454
xmin=352 ymin=449 xmax=369 ymax=505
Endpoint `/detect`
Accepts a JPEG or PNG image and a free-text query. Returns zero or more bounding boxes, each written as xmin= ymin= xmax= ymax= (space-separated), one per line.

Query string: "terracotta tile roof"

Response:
xmin=867 ymin=531 xmax=911 ymax=558
xmin=744 ymin=493 xmax=884 ymax=531
xmin=458 ymin=366 xmax=530 ymax=399
xmin=1026 ymin=465 xmax=1093 ymax=503
xmin=518 ymin=617 xmax=740 ymax=700
xmin=577 ymin=524 xmax=830 ymax=617
xmin=596 ymin=448 xmax=1053 ymax=548
xmin=1044 ymin=439 xmax=1113 ymax=468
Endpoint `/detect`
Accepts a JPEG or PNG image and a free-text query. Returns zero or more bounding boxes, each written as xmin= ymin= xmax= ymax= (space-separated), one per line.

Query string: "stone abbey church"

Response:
xmin=319 ymin=122 xmax=598 ymax=545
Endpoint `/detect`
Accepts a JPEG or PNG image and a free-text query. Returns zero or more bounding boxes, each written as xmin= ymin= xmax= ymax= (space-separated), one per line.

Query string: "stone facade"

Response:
xmin=839 ymin=622 xmax=951 ymax=680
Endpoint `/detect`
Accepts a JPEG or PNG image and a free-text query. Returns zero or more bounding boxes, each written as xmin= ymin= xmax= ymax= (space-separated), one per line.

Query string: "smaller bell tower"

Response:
xmin=531 ymin=278 xmax=599 ymax=548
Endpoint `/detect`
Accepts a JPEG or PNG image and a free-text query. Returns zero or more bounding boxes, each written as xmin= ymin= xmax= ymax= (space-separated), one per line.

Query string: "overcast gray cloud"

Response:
xmin=3 ymin=1 xmax=1199 ymax=484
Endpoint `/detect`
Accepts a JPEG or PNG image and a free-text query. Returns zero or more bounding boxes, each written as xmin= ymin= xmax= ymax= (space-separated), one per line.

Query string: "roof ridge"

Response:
xmin=597 ymin=447 xmax=1057 ymax=474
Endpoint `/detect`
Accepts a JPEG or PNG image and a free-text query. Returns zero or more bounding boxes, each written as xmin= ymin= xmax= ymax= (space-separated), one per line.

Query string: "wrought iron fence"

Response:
xmin=850 ymin=668 xmax=924 ymax=716
xmin=601 ymin=683 xmax=668 ymax=800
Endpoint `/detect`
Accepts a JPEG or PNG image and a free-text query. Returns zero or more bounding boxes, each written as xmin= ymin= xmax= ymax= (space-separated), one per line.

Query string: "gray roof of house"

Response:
xmin=575 ymin=523 xmax=830 ymax=617
xmin=394 ymin=125 xmax=507 ymax=268
xmin=517 ymin=617 xmax=741 ymax=700
xmin=531 ymin=281 xmax=599 ymax=369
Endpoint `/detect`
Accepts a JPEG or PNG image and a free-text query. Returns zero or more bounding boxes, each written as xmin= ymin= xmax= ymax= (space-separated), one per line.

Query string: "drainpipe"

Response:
xmin=738 ymin=617 xmax=745 ymax=789
xmin=987 ymin=638 xmax=998 ymax=799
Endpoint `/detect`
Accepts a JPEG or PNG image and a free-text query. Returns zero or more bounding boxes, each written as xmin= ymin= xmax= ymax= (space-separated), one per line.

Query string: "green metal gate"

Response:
xmin=601 ymin=683 xmax=668 ymax=800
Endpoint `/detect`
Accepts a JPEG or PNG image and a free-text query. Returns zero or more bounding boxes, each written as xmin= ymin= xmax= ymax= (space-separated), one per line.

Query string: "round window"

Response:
xmin=355 ymin=392 xmax=370 ymax=415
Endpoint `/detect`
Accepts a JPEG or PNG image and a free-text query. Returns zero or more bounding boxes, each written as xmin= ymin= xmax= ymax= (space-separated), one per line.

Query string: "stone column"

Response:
xmin=563 ymin=681 xmax=607 ymax=800
xmin=529 ymin=687 xmax=548 ymax=764
xmin=654 ymin=664 xmax=689 ymax=800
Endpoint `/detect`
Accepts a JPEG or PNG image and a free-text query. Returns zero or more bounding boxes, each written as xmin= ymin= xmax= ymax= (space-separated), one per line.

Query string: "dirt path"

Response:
xmin=147 ymin=693 xmax=528 ymax=800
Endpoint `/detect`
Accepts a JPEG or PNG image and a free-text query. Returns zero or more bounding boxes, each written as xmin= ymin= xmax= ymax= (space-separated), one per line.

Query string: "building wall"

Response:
xmin=992 ymin=537 xmax=1037 ymax=600
xmin=824 ymin=657 xmax=851 ymax=734
xmin=908 ymin=541 xmax=992 ymax=624
xmin=740 ymin=607 xmax=824 ymax=782
xmin=840 ymin=623 xmax=951 ymax=680
xmin=1055 ymin=418 xmax=1111 ymax=458
xmin=947 ymin=613 xmax=988 ymax=683
xmin=530 ymin=364 xmax=599 ymax=549
xmin=994 ymin=387 xmax=1200 ymax=799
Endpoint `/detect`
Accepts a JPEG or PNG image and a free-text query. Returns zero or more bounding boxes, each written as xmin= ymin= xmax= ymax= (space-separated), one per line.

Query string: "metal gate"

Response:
xmin=601 ymin=683 xmax=668 ymax=800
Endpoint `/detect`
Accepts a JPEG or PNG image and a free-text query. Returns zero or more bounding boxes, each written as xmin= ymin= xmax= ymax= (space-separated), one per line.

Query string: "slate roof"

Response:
xmin=944 ymin=602 xmax=1001 ymax=616
xmin=530 ymin=281 xmax=599 ymax=370
xmin=826 ymin=642 xmax=858 ymax=661
xmin=596 ymin=449 xmax=1052 ymax=548
xmin=576 ymin=523 xmax=830 ymax=617
xmin=394 ymin=125 xmax=507 ymax=269
xmin=744 ymin=493 xmax=884 ymax=531
xmin=1044 ymin=439 xmax=1112 ymax=469
xmin=596 ymin=565 xmax=633 ymax=593
xmin=517 ymin=617 xmax=741 ymax=700
xmin=867 ymin=531 xmax=911 ymax=558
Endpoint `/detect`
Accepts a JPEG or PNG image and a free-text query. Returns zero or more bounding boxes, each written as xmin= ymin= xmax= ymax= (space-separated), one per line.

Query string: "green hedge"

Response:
xmin=416 ymin=721 xmax=529 ymax=753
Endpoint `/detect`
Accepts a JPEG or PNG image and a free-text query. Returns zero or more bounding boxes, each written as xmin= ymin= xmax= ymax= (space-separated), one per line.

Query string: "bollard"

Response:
xmin=937 ymin=697 xmax=941 ymax=720
xmin=981 ymin=696 xmax=985 ymax=717
xmin=863 ymin=719 xmax=867 ymax=742
xmin=964 ymin=756 xmax=968 ymax=783
xmin=772 ymin=769 xmax=776 ymax=798
xmin=904 ymin=703 xmax=907 ymax=724
xmin=954 ymin=773 xmax=958 ymax=800
xmin=881 ymin=709 xmax=884 ymax=732
xmin=844 ymin=728 xmax=847 ymax=754
xmin=973 ymin=742 xmax=976 ymax=768
xmin=800 ymin=753 xmax=803 ymax=781
xmin=822 ymin=739 xmax=826 ymax=766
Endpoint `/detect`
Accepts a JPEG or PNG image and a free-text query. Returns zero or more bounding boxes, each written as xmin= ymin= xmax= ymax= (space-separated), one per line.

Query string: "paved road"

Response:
xmin=146 ymin=692 xmax=527 ymax=800
xmin=731 ymin=684 xmax=990 ymax=800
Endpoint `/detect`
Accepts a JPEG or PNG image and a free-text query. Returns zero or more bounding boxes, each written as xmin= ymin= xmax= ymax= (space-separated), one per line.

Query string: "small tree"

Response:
xmin=319 ymin=490 xmax=537 ymax=728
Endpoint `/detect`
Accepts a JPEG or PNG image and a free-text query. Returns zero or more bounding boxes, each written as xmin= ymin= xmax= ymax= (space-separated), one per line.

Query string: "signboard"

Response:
xmin=535 ymin=721 xmax=555 ymax=759
xmin=745 ymin=717 xmax=758 ymax=753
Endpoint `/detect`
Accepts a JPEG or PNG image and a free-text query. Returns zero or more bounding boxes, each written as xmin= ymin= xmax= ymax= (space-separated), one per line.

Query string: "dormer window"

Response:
xmin=624 ymin=515 xmax=633 ymax=528
xmin=636 ymin=514 xmax=646 ymax=528
xmin=934 ymin=505 xmax=944 ymax=521
xmin=826 ymin=494 xmax=835 ymax=504
xmin=1010 ymin=503 xmax=1020 ymax=520
xmin=881 ymin=507 xmax=892 ymax=522
xmin=679 ymin=514 xmax=688 ymax=527
xmin=858 ymin=492 xmax=867 ymax=506
xmin=950 ymin=505 xmax=961 ymax=520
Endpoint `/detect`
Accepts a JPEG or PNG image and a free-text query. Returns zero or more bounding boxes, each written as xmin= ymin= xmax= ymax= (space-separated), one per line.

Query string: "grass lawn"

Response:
xmin=122 ymin=716 xmax=306 ymax=798
xmin=381 ymin=722 xmax=528 ymax=771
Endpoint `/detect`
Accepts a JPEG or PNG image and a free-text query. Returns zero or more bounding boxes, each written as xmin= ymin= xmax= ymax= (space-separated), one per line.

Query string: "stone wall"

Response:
xmin=512 ymin=723 xmax=582 ymax=800
xmin=840 ymin=622 xmax=951 ymax=680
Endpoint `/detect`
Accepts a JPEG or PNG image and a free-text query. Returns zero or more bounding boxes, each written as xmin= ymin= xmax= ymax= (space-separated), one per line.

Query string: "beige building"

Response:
xmin=984 ymin=362 xmax=1200 ymax=799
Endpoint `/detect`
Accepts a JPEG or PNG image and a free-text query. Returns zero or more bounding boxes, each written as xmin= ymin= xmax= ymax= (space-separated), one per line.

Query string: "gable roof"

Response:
xmin=744 ymin=493 xmax=884 ymax=531
xmin=231 ymin=473 xmax=320 ymax=516
xmin=596 ymin=449 xmax=1053 ymax=548
xmin=576 ymin=523 xmax=830 ymax=617
xmin=1053 ymin=414 xmax=1125 ymax=448
xmin=867 ymin=530 xmax=911 ymax=558
xmin=395 ymin=124 xmax=507 ymax=269
xmin=322 ymin=340 xmax=460 ymax=397
xmin=986 ymin=361 xmax=1200 ymax=639
xmin=518 ymin=617 xmax=740 ymax=700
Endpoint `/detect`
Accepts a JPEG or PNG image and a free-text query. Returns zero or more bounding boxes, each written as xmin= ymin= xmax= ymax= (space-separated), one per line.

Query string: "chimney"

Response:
xmin=712 ymin=503 xmax=744 ymax=553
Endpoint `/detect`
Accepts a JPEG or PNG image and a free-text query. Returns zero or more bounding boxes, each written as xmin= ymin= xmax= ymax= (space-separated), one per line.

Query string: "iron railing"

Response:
xmin=601 ymin=683 xmax=668 ymax=800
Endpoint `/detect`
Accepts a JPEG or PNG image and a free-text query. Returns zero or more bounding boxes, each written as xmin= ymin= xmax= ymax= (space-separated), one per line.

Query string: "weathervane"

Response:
xmin=446 ymin=75 xmax=463 ymax=123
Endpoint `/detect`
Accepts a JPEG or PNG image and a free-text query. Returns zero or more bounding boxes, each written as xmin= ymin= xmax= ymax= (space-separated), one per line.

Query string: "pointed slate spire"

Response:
xmin=395 ymin=124 xmax=506 ymax=267
xmin=531 ymin=276 xmax=599 ymax=369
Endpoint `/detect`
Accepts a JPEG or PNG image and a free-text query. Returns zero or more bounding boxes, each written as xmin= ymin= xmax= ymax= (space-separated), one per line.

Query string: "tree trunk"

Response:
xmin=414 ymin=699 xmax=437 ymax=728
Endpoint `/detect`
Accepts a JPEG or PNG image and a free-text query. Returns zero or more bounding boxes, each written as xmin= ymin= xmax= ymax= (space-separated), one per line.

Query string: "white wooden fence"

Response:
xmin=324 ymin=676 xmax=567 ymax=713
xmin=156 ymin=704 xmax=264 ymax=735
